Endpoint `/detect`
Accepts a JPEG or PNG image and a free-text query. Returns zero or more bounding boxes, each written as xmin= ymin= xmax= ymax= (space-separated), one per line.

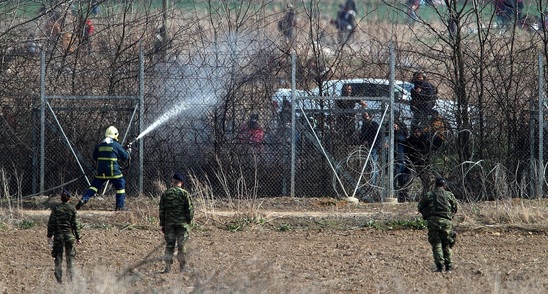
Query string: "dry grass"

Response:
xmin=459 ymin=198 xmax=548 ymax=229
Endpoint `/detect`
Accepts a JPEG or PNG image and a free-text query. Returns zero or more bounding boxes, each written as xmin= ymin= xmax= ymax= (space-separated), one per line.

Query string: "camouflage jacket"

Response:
xmin=159 ymin=187 xmax=194 ymax=227
xmin=418 ymin=187 xmax=458 ymax=220
xmin=47 ymin=202 xmax=80 ymax=239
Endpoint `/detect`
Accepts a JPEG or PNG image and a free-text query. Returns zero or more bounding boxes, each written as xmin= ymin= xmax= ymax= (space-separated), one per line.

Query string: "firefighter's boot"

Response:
xmin=75 ymin=200 xmax=87 ymax=210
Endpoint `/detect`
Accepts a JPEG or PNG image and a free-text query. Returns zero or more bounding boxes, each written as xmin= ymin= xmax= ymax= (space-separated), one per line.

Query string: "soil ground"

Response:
xmin=0 ymin=197 xmax=547 ymax=293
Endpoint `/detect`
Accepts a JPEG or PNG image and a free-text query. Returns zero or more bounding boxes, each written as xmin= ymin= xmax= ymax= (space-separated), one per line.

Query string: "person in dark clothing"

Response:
xmin=447 ymin=3 xmax=458 ymax=39
xmin=418 ymin=177 xmax=458 ymax=273
xmin=331 ymin=4 xmax=356 ymax=43
xmin=337 ymin=84 xmax=356 ymax=109
xmin=47 ymin=189 xmax=81 ymax=283
xmin=513 ymin=0 xmax=525 ymax=27
xmin=392 ymin=118 xmax=411 ymax=202
xmin=91 ymin=1 xmax=100 ymax=15
xmin=407 ymin=0 xmax=420 ymax=25
xmin=494 ymin=0 xmax=511 ymax=28
xmin=344 ymin=0 xmax=358 ymax=15
xmin=336 ymin=84 xmax=360 ymax=143
xmin=403 ymin=125 xmax=444 ymax=199
xmin=152 ymin=25 xmax=171 ymax=62
xmin=410 ymin=72 xmax=437 ymax=123
xmin=538 ymin=10 xmax=548 ymax=31
xmin=159 ymin=173 xmax=194 ymax=273
xmin=278 ymin=4 xmax=296 ymax=43
xmin=26 ymin=33 xmax=39 ymax=56
xmin=494 ymin=0 xmax=524 ymax=29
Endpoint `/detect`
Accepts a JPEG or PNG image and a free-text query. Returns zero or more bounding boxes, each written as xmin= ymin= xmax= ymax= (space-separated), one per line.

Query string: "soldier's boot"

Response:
xmin=54 ymin=271 xmax=63 ymax=284
xmin=162 ymin=263 xmax=171 ymax=274
xmin=435 ymin=263 xmax=444 ymax=272
xmin=179 ymin=260 xmax=187 ymax=272
xmin=445 ymin=264 xmax=453 ymax=273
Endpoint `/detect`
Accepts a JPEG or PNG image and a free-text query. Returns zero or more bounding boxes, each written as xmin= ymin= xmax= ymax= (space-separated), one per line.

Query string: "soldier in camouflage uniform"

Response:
xmin=159 ymin=173 xmax=194 ymax=273
xmin=418 ymin=177 xmax=458 ymax=272
xmin=47 ymin=189 xmax=81 ymax=283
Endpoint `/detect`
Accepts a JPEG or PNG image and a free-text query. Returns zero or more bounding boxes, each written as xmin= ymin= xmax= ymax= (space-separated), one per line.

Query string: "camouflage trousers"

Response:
xmin=164 ymin=225 xmax=189 ymax=266
xmin=51 ymin=232 xmax=76 ymax=283
xmin=427 ymin=217 xmax=455 ymax=267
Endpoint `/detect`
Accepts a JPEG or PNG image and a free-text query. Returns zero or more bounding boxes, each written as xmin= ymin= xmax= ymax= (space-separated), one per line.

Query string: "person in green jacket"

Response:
xmin=159 ymin=173 xmax=194 ymax=273
xmin=47 ymin=189 xmax=81 ymax=283
xmin=418 ymin=177 xmax=458 ymax=273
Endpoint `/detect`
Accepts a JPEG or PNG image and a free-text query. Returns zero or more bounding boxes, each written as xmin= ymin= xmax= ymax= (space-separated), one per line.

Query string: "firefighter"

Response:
xmin=76 ymin=126 xmax=131 ymax=211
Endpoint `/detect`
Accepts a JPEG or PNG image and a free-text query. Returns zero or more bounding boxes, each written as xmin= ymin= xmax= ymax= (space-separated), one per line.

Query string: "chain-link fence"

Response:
xmin=1 ymin=0 xmax=548 ymax=201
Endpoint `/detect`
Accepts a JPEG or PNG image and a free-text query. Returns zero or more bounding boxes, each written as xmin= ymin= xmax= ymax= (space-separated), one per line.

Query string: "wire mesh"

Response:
xmin=0 ymin=0 xmax=547 ymax=202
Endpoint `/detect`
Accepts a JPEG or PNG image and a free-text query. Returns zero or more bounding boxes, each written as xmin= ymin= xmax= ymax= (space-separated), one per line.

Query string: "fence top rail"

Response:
xmin=45 ymin=95 xmax=140 ymax=100
xmin=295 ymin=96 xmax=394 ymax=101
xmin=49 ymin=106 xmax=136 ymax=111
xmin=297 ymin=108 xmax=385 ymax=114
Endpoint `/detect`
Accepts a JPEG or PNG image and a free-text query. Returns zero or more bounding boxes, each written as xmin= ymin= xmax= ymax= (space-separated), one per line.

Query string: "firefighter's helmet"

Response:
xmin=105 ymin=126 xmax=119 ymax=140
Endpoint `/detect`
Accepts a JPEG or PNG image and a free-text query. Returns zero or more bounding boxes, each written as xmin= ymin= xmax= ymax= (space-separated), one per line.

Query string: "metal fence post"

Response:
xmin=387 ymin=42 xmax=395 ymax=202
xmin=138 ymin=46 xmax=145 ymax=195
xmin=40 ymin=51 xmax=46 ymax=194
xmin=290 ymin=51 xmax=296 ymax=197
xmin=538 ymin=53 xmax=544 ymax=198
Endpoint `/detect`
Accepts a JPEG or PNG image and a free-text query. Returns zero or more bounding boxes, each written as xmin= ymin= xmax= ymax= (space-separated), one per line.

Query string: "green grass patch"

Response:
xmin=361 ymin=217 xmax=426 ymax=230
xmin=87 ymin=223 xmax=112 ymax=230
xmin=119 ymin=222 xmax=136 ymax=230
xmin=384 ymin=217 xmax=427 ymax=230
xmin=277 ymin=223 xmax=292 ymax=231
xmin=17 ymin=219 xmax=34 ymax=229
xmin=226 ymin=215 xmax=266 ymax=232
xmin=314 ymin=219 xmax=342 ymax=228
xmin=146 ymin=216 xmax=157 ymax=224
xmin=362 ymin=219 xmax=381 ymax=229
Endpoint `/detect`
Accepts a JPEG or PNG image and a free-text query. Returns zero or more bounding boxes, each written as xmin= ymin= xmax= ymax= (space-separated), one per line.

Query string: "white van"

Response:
xmin=271 ymin=88 xmax=318 ymax=116
xmin=272 ymin=79 xmax=471 ymax=131
xmin=315 ymin=78 xmax=415 ymax=127
xmin=318 ymin=78 xmax=413 ymax=100
xmin=272 ymin=79 xmax=413 ymax=116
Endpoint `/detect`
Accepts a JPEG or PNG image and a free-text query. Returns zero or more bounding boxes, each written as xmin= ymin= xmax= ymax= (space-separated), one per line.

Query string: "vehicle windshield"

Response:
xmin=397 ymin=82 xmax=414 ymax=94
xmin=344 ymin=82 xmax=392 ymax=98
